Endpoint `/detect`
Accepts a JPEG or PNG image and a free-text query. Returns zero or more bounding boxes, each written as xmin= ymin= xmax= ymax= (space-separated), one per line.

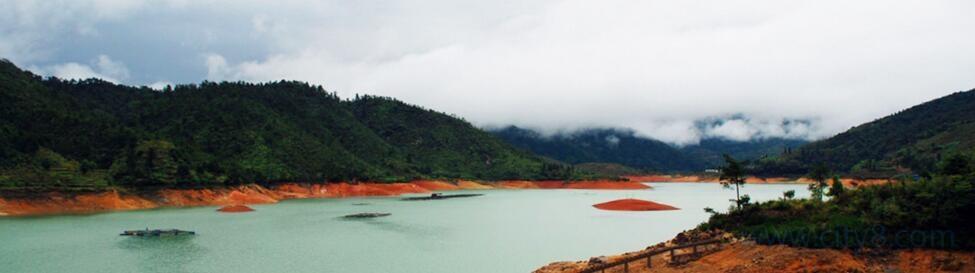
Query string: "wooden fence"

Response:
xmin=577 ymin=238 xmax=724 ymax=273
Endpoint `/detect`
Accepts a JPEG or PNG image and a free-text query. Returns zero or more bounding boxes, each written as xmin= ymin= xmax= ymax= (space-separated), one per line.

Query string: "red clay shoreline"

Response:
xmin=0 ymin=180 xmax=650 ymax=216
xmin=625 ymin=175 xmax=894 ymax=188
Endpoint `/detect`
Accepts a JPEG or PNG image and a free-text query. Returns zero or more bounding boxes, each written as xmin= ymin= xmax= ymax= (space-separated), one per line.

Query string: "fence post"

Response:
xmin=646 ymin=255 xmax=652 ymax=268
xmin=623 ymin=262 xmax=628 ymax=273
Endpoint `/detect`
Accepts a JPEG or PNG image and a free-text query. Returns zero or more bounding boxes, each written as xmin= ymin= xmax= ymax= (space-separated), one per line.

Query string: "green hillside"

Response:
xmin=0 ymin=59 xmax=568 ymax=191
xmin=755 ymin=89 xmax=975 ymax=176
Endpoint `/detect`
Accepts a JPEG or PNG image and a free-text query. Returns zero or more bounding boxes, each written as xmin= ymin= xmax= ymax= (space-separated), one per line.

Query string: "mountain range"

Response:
xmin=490 ymin=126 xmax=806 ymax=172
xmin=756 ymin=88 xmax=975 ymax=176
xmin=3 ymin=56 xmax=973 ymax=190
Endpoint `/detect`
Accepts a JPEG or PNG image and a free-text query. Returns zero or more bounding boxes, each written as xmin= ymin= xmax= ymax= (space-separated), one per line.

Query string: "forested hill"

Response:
xmin=491 ymin=126 xmax=805 ymax=172
xmin=0 ymin=59 xmax=569 ymax=190
xmin=755 ymin=88 xmax=975 ymax=176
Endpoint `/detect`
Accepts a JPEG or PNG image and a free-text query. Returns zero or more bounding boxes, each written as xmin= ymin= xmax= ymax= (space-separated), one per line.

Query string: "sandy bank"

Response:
xmin=0 ymin=179 xmax=651 ymax=216
xmin=795 ymin=177 xmax=894 ymax=188
xmin=626 ymin=175 xmax=893 ymax=188
xmin=412 ymin=180 xmax=461 ymax=191
xmin=497 ymin=180 xmax=650 ymax=190
xmin=565 ymin=180 xmax=650 ymax=189
xmin=625 ymin=175 xmax=794 ymax=183
xmin=0 ymin=190 xmax=159 ymax=216
xmin=593 ymin=199 xmax=678 ymax=211
xmin=456 ymin=180 xmax=494 ymax=189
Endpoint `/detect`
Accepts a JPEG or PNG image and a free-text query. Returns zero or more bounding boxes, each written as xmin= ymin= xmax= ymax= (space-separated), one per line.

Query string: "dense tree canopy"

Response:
xmin=753 ymin=88 xmax=975 ymax=177
xmin=0 ymin=59 xmax=575 ymax=190
xmin=703 ymin=155 xmax=975 ymax=249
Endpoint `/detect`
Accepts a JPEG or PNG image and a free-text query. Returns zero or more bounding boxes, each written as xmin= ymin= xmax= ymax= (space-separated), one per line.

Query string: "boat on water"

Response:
xmin=120 ymin=229 xmax=196 ymax=237
xmin=401 ymin=193 xmax=483 ymax=201
xmin=342 ymin=212 xmax=392 ymax=219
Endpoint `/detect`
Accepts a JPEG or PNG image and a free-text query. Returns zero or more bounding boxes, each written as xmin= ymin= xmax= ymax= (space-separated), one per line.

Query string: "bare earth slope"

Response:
xmin=536 ymin=240 xmax=975 ymax=273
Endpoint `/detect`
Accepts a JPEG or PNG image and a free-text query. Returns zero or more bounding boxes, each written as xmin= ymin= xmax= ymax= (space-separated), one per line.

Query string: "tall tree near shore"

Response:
xmin=807 ymin=163 xmax=830 ymax=201
xmin=828 ymin=175 xmax=844 ymax=199
xmin=719 ymin=154 xmax=747 ymax=210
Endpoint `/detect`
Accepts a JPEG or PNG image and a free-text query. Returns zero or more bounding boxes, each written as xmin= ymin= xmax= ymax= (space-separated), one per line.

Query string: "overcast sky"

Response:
xmin=3 ymin=0 xmax=974 ymax=145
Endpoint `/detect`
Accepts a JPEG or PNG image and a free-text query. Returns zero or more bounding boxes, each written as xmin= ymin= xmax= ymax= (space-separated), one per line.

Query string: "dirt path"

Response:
xmin=536 ymin=241 xmax=975 ymax=273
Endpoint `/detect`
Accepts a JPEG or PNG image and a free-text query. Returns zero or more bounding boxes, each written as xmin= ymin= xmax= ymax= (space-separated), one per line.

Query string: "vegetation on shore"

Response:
xmin=0 ymin=59 xmax=594 ymax=191
xmin=702 ymin=153 xmax=975 ymax=249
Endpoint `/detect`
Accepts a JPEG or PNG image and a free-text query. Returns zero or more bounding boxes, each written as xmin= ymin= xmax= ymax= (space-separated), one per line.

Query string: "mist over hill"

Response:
xmin=491 ymin=126 xmax=806 ymax=172
xmin=755 ymin=88 xmax=975 ymax=177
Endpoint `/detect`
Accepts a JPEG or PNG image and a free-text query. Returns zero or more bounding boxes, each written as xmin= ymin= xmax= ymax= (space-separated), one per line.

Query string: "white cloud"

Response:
xmin=147 ymin=81 xmax=173 ymax=90
xmin=204 ymin=53 xmax=230 ymax=81
xmin=4 ymin=0 xmax=975 ymax=144
xmin=95 ymin=54 xmax=129 ymax=80
xmin=705 ymin=120 xmax=755 ymax=142
xmin=32 ymin=54 xmax=129 ymax=83
xmin=46 ymin=63 xmax=112 ymax=81
xmin=695 ymin=117 xmax=818 ymax=143
xmin=605 ymin=135 xmax=620 ymax=146
xmin=0 ymin=1 xmax=147 ymax=62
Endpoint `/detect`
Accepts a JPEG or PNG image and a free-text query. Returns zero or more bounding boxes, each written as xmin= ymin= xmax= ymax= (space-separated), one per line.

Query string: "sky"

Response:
xmin=2 ymin=0 xmax=974 ymax=145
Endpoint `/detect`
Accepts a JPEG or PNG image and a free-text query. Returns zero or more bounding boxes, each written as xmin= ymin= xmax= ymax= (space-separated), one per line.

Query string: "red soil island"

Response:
xmin=593 ymin=198 xmax=679 ymax=211
xmin=217 ymin=204 xmax=255 ymax=213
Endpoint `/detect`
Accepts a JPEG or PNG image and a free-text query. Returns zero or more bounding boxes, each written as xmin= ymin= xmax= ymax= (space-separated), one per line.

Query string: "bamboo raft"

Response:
xmin=401 ymin=193 xmax=483 ymax=201
xmin=120 ymin=229 xmax=196 ymax=237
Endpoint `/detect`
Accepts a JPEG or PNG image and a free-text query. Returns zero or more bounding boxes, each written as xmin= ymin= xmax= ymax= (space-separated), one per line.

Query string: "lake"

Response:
xmin=0 ymin=182 xmax=809 ymax=273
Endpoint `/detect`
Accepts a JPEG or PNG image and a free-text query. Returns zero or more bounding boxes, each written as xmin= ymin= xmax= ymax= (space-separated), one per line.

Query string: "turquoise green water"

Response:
xmin=0 ymin=183 xmax=808 ymax=273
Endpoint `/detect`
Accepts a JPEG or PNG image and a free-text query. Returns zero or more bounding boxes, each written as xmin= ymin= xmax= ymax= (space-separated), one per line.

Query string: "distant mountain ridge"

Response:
xmin=495 ymin=88 xmax=975 ymax=177
xmin=490 ymin=126 xmax=806 ymax=172
xmin=757 ymin=88 xmax=975 ymax=176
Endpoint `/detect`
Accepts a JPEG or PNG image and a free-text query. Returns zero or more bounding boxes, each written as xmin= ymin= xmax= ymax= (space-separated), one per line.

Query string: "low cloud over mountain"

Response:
xmin=3 ymin=0 xmax=974 ymax=144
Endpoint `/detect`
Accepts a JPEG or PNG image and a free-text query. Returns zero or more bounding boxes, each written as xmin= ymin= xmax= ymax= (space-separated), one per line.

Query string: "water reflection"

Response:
xmin=338 ymin=216 xmax=442 ymax=239
xmin=116 ymin=235 xmax=205 ymax=273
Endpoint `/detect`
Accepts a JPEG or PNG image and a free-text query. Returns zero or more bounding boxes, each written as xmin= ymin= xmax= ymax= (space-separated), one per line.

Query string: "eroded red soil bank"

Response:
xmin=593 ymin=199 xmax=679 ymax=211
xmin=0 ymin=180 xmax=651 ymax=216
xmin=535 ymin=230 xmax=975 ymax=273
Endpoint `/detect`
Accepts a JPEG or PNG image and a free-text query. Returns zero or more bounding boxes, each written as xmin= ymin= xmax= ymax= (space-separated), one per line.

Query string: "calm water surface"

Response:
xmin=0 ymin=182 xmax=808 ymax=273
